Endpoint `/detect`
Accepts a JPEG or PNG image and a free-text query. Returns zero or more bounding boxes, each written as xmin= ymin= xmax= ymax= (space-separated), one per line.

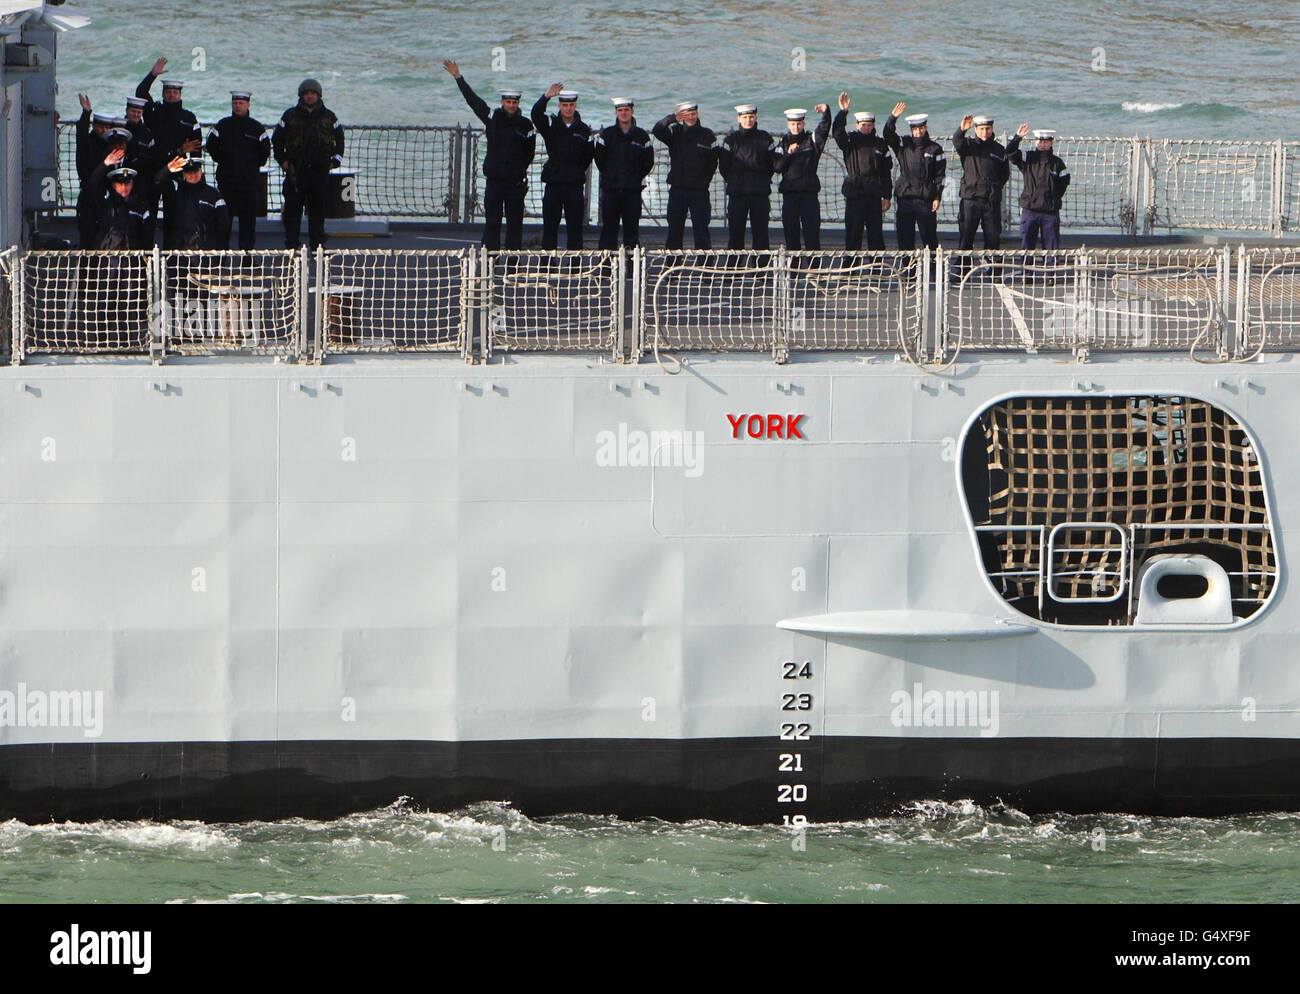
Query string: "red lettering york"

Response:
xmin=786 ymin=414 xmax=805 ymax=439
xmin=726 ymin=413 xmax=744 ymax=438
xmin=767 ymin=414 xmax=785 ymax=439
xmin=747 ymin=415 xmax=764 ymax=438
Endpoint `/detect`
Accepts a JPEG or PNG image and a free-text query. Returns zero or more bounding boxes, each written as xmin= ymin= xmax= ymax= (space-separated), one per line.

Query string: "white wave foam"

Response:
xmin=2 ymin=818 xmax=236 ymax=852
xmin=1122 ymin=101 xmax=1185 ymax=113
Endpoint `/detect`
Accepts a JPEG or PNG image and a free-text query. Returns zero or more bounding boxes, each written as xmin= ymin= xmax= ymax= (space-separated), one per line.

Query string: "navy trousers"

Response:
xmin=1020 ymin=208 xmax=1061 ymax=250
xmin=895 ymin=197 xmax=938 ymax=250
xmin=958 ymin=197 xmax=1002 ymax=249
xmin=542 ymin=182 xmax=585 ymax=249
xmin=666 ymin=188 xmax=712 ymax=249
xmin=483 ymin=178 xmax=527 ymax=250
xmin=598 ymin=188 xmax=643 ymax=248
xmin=726 ymin=192 xmax=771 ymax=250
xmin=781 ymin=192 xmax=821 ymax=249
xmin=844 ymin=196 xmax=885 ymax=250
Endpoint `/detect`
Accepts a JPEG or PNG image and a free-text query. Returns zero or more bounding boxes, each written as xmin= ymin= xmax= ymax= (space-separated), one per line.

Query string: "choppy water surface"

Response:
xmin=54 ymin=1 xmax=1300 ymax=137
xmin=3 ymin=801 xmax=1298 ymax=903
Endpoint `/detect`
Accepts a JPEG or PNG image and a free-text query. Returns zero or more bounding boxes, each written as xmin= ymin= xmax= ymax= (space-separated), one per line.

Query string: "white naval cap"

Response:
xmin=557 ymin=90 xmax=579 ymax=101
xmin=1033 ymin=128 xmax=1057 ymax=139
xmin=611 ymin=97 xmax=634 ymax=108
xmin=972 ymin=114 xmax=994 ymax=126
xmin=905 ymin=113 xmax=929 ymax=126
xmin=675 ymin=100 xmax=698 ymax=113
xmin=125 ymin=96 xmax=147 ymax=108
xmin=91 ymin=112 xmax=114 ymax=124
xmin=853 ymin=111 xmax=875 ymax=122
xmin=230 ymin=90 xmax=253 ymax=101
xmin=499 ymin=88 xmax=522 ymax=100
xmin=105 ymin=127 xmax=131 ymax=141
xmin=159 ymin=79 xmax=184 ymax=89
xmin=110 ymin=116 xmax=128 ymax=127
xmin=784 ymin=108 xmax=807 ymax=120
xmin=106 ymin=166 xmax=138 ymax=181
xmin=734 ymin=103 xmax=757 ymax=114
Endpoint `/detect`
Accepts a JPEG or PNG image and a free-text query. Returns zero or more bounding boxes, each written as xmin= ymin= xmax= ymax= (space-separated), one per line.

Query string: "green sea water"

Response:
xmin=54 ymin=0 xmax=1299 ymax=138
xmin=3 ymin=801 xmax=1298 ymax=904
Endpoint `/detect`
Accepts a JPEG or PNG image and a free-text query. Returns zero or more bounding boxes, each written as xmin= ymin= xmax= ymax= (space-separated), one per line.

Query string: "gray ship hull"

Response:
xmin=1 ymin=355 xmax=1296 ymax=821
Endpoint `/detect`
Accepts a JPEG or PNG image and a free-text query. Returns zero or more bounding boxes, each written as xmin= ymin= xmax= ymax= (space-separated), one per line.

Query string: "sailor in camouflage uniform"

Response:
xmin=272 ymin=78 xmax=344 ymax=250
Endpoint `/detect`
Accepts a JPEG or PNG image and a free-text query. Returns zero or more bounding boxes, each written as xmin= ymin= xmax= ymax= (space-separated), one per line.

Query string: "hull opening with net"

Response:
xmin=961 ymin=395 xmax=1276 ymax=626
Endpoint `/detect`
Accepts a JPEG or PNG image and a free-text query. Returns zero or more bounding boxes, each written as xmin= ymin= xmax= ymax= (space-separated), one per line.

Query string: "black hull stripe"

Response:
xmin=3 ymin=737 xmax=1300 ymax=823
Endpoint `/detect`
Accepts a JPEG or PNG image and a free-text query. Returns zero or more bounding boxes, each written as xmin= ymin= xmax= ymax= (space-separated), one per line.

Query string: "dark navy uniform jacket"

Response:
xmin=832 ymin=110 xmax=892 ymax=200
xmin=882 ymin=115 xmax=946 ymax=202
xmin=773 ymin=108 xmax=831 ymax=194
xmin=87 ymin=163 xmax=151 ymax=249
xmin=135 ymin=72 xmax=202 ymax=160
xmin=457 ymin=76 xmax=535 ymax=183
xmin=952 ymin=129 xmax=1015 ymax=202
xmin=1009 ymin=144 xmax=1071 ymax=213
xmin=530 ymin=96 xmax=594 ymax=186
xmin=717 ymin=126 xmax=777 ymax=197
xmin=593 ymin=120 xmax=654 ymax=191
xmin=155 ymin=169 xmax=231 ymax=249
xmin=652 ymin=115 xmax=719 ymax=192
xmin=207 ymin=115 xmax=271 ymax=190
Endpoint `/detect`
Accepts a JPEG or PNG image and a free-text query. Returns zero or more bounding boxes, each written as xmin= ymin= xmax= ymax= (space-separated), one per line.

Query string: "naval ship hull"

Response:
xmin=0 ymin=356 xmax=1296 ymax=822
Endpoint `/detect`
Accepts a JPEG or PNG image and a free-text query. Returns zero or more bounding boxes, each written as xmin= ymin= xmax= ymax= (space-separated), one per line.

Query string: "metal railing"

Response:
xmin=9 ymin=245 xmax=1300 ymax=363
xmin=940 ymin=247 xmax=1227 ymax=355
xmin=50 ymin=124 xmax=1300 ymax=236
xmin=315 ymin=248 xmax=470 ymax=357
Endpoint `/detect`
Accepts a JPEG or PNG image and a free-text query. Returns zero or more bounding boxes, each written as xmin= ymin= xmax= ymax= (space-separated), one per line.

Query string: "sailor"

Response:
xmin=652 ymin=101 xmax=719 ymax=250
xmin=272 ymin=79 xmax=345 ymax=250
xmin=443 ymin=60 xmax=535 ymax=251
xmin=155 ymin=156 xmax=230 ymax=250
xmin=882 ymin=104 xmax=945 ymax=250
xmin=74 ymin=96 xmax=113 ymax=248
xmin=134 ymin=59 xmax=202 ymax=246
xmin=716 ymin=103 xmax=777 ymax=250
xmin=122 ymin=96 xmax=158 ymax=164
xmin=1008 ymin=127 xmax=1071 ymax=250
xmin=773 ymin=104 xmax=831 ymax=250
xmin=86 ymin=152 xmax=151 ymax=250
xmin=592 ymin=97 xmax=655 ymax=249
xmin=121 ymin=96 xmax=160 ymax=245
xmin=952 ymin=114 xmax=1013 ymax=249
xmin=134 ymin=59 xmax=202 ymax=161
xmin=207 ymin=90 xmax=271 ymax=250
xmin=832 ymin=93 xmax=892 ymax=251
xmin=531 ymin=85 xmax=594 ymax=250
